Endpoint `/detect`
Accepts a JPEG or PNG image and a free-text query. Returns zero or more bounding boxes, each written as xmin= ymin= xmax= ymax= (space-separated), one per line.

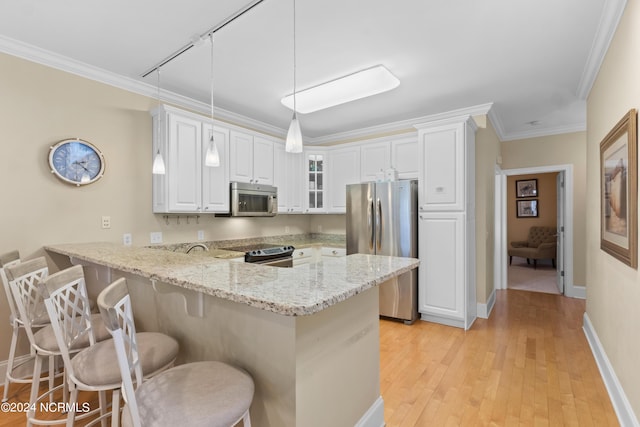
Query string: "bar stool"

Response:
xmin=1 ymin=254 xmax=61 ymax=404
xmin=98 ymin=277 xmax=254 ymax=427
xmin=0 ymin=250 xmax=36 ymax=402
xmin=41 ymin=265 xmax=180 ymax=427
xmin=5 ymin=258 xmax=111 ymax=426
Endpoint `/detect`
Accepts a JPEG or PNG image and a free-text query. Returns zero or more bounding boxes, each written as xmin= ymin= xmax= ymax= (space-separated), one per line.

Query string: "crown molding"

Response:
xmin=499 ymin=122 xmax=586 ymax=142
xmin=0 ymin=35 xmax=287 ymax=138
xmin=576 ymin=0 xmax=627 ymax=99
xmin=308 ymin=102 xmax=493 ymax=145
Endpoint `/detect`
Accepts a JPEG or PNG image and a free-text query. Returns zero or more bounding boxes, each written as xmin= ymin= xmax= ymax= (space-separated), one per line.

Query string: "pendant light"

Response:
xmin=152 ymin=67 xmax=166 ymax=175
xmin=285 ymin=0 xmax=303 ymax=153
xmin=205 ymin=33 xmax=220 ymax=167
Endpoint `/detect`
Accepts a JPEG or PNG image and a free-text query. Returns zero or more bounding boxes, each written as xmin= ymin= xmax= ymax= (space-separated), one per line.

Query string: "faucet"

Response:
xmin=185 ymin=243 xmax=209 ymax=254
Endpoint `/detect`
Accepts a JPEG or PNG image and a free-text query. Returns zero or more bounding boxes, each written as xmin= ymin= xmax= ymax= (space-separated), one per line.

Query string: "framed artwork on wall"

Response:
xmin=600 ymin=108 xmax=638 ymax=269
xmin=515 ymin=179 xmax=538 ymax=198
xmin=516 ymin=199 xmax=538 ymax=218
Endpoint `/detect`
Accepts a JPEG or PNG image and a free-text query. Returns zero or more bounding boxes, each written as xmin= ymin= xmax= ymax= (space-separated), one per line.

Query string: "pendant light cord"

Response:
xmin=292 ymin=0 xmax=297 ymax=115
xmin=210 ymin=34 xmax=215 ymax=123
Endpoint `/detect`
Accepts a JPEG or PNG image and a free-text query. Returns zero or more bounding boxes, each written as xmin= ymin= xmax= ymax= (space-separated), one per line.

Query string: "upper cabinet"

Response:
xmin=360 ymin=136 xmax=419 ymax=182
xmin=152 ymin=105 xmax=229 ymax=214
xmin=327 ymin=146 xmax=361 ymax=213
xmin=229 ymin=131 xmax=274 ymax=185
xmin=304 ymin=149 xmax=328 ymax=213
xmin=274 ymin=143 xmax=304 ymax=213
xmin=417 ymin=122 xmax=470 ymax=212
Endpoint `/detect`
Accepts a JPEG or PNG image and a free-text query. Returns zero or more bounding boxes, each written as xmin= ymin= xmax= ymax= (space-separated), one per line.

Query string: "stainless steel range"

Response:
xmin=221 ymin=244 xmax=295 ymax=267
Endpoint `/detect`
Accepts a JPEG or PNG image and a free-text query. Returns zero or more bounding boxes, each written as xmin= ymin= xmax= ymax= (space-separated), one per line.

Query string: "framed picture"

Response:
xmin=516 ymin=199 xmax=538 ymax=218
xmin=600 ymin=109 xmax=638 ymax=268
xmin=516 ymin=179 xmax=538 ymax=198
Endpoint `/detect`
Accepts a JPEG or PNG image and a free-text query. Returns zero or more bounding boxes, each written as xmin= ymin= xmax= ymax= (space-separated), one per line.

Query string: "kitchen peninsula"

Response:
xmin=45 ymin=241 xmax=419 ymax=427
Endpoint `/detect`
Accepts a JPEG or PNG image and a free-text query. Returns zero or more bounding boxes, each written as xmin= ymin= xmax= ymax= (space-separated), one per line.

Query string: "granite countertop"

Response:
xmin=45 ymin=242 xmax=418 ymax=317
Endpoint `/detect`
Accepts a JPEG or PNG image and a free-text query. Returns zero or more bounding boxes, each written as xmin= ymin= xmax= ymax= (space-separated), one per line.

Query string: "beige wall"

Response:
xmin=507 ymin=172 xmax=558 ymax=245
xmin=501 ymin=132 xmax=587 ymax=285
xmin=0 ymin=52 xmax=312 ymax=359
xmin=586 ymin=0 xmax=640 ymax=419
xmin=475 ymin=122 xmax=502 ymax=304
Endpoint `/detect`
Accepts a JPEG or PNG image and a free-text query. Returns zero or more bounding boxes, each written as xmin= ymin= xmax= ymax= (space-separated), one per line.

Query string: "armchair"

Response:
xmin=508 ymin=226 xmax=557 ymax=269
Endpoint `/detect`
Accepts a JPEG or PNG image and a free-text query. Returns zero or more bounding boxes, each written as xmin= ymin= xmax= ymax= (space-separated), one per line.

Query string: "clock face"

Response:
xmin=48 ymin=139 xmax=105 ymax=186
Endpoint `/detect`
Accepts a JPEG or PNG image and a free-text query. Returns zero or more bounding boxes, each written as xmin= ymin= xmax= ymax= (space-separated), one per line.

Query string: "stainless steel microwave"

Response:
xmin=221 ymin=182 xmax=277 ymax=217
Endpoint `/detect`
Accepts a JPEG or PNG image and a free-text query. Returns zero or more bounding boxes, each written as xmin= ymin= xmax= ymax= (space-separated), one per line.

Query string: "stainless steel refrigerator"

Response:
xmin=346 ymin=180 xmax=418 ymax=324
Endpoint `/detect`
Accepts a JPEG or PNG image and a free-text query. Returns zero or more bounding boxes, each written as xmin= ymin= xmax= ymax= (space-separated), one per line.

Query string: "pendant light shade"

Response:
xmin=206 ymin=33 xmax=220 ymax=168
xmin=152 ymin=67 xmax=166 ymax=175
xmin=152 ymin=150 xmax=166 ymax=174
xmin=285 ymin=112 xmax=303 ymax=153
xmin=205 ymin=136 xmax=220 ymax=167
xmin=285 ymin=0 xmax=303 ymax=153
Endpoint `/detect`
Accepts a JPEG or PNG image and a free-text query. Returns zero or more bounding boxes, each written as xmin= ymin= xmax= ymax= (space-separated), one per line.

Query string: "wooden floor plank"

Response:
xmin=380 ymin=290 xmax=619 ymax=426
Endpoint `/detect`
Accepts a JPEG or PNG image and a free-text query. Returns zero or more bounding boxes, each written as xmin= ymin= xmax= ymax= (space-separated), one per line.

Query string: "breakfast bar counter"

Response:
xmin=45 ymin=242 xmax=419 ymax=427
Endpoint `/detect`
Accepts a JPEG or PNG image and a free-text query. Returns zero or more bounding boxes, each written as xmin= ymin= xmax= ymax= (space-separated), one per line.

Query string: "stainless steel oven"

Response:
xmin=221 ymin=244 xmax=295 ymax=268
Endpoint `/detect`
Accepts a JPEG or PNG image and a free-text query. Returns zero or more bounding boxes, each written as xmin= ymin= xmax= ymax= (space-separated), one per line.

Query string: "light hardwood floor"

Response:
xmin=1 ymin=289 xmax=619 ymax=426
xmin=380 ymin=289 xmax=619 ymax=426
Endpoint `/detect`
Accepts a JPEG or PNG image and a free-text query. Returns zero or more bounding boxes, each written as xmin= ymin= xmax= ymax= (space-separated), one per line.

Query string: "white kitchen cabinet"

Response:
xmin=360 ymin=141 xmax=390 ymax=182
xmin=391 ymin=137 xmax=419 ymax=179
xmin=415 ymin=116 xmax=477 ymax=329
xmin=229 ymin=131 xmax=274 ymax=185
xmin=304 ymin=150 xmax=328 ymax=213
xmin=360 ymin=137 xmax=419 ymax=182
xmin=152 ymin=105 xmax=229 ymax=213
xmin=417 ymin=121 xmax=469 ymax=211
xmin=418 ymin=212 xmax=475 ymax=329
xmin=274 ymin=143 xmax=304 ymax=213
xmin=320 ymin=247 xmax=346 ymax=259
xmin=327 ymin=146 xmax=361 ymax=213
xmin=202 ymin=123 xmax=230 ymax=213
xmin=292 ymin=247 xmax=317 ymax=266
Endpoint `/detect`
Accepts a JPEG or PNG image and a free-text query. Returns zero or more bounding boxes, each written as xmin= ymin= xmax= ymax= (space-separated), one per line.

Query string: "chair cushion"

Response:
xmin=33 ymin=313 xmax=111 ymax=353
xmin=72 ymin=332 xmax=178 ymax=387
xmin=122 ymin=361 xmax=254 ymax=427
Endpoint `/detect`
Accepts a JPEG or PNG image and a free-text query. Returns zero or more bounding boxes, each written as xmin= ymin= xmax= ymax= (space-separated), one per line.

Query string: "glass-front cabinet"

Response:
xmin=304 ymin=150 xmax=327 ymax=212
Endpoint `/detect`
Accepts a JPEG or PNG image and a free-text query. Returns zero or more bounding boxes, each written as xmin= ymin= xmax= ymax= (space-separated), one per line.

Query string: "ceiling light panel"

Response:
xmin=281 ymin=65 xmax=400 ymax=114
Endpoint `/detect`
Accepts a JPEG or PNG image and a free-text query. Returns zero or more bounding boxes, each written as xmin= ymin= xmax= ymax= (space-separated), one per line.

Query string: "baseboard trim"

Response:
xmin=569 ymin=284 xmax=586 ymax=299
xmin=583 ymin=313 xmax=639 ymax=427
xmin=477 ymin=289 xmax=496 ymax=319
xmin=355 ymin=396 xmax=385 ymax=427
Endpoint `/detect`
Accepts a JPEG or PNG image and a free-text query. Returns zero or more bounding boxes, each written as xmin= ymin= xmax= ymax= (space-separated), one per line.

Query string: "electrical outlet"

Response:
xmin=285 ymin=226 xmax=290 ymax=234
xmin=123 ymin=233 xmax=132 ymax=246
xmin=197 ymin=230 xmax=205 ymax=240
xmin=101 ymin=216 xmax=111 ymax=229
xmin=150 ymin=232 xmax=163 ymax=244
xmin=317 ymin=225 xmax=323 ymax=232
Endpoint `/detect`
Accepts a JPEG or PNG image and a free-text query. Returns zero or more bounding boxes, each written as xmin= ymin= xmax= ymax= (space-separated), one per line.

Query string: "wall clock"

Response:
xmin=48 ymin=138 xmax=105 ymax=186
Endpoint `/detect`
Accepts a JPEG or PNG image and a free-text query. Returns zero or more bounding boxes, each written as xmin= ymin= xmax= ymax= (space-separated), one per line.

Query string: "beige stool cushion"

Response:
xmin=33 ymin=313 xmax=110 ymax=352
xmin=122 ymin=361 xmax=254 ymax=427
xmin=72 ymin=332 xmax=178 ymax=387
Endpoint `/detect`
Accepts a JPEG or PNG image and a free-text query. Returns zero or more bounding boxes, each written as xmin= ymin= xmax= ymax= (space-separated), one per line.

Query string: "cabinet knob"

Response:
xmin=299 ymin=251 xmax=304 ymax=256
xmin=255 ymin=179 xmax=259 ymax=183
xmin=332 ymin=250 xmax=338 ymax=255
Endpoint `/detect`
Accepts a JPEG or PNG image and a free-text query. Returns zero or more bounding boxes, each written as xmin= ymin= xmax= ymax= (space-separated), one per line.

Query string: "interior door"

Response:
xmin=556 ymin=172 xmax=565 ymax=294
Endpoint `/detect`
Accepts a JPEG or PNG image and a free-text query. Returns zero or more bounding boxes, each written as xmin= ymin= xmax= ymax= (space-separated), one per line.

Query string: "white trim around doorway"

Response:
xmin=495 ymin=164 xmax=582 ymax=298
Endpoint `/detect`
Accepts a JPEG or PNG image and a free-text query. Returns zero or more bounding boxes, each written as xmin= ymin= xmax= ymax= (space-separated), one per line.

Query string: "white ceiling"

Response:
xmin=0 ymin=0 xmax=626 ymax=142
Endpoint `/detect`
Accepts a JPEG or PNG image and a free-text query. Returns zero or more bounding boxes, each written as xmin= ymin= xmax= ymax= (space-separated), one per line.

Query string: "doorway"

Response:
xmin=494 ymin=164 xmax=577 ymax=297
xmin=506 ymin=171 xmax=559 ymax=294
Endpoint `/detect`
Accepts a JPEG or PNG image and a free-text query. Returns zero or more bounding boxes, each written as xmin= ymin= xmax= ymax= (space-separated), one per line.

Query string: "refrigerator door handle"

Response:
xmin=368 ymin=198 xmax=375 ymax=251
xmin=376 ymin=198 xmax=382 ymax=251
